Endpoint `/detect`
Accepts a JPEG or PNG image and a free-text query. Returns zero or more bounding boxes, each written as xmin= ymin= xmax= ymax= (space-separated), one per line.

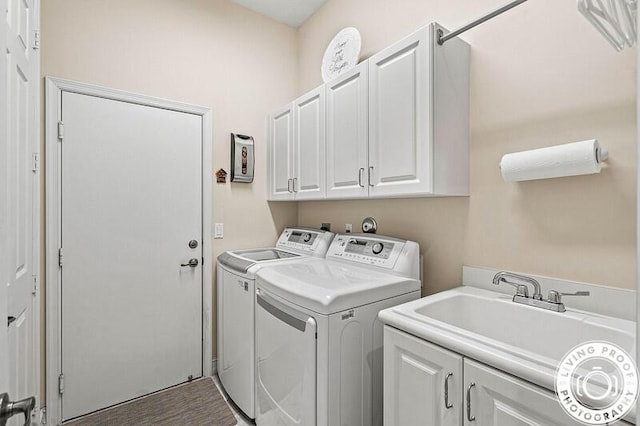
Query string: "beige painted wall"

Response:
xmin=40 ymin=0 xmax=299 ymax=394
xmin=297 ymin=0 xmax=636 ymax=293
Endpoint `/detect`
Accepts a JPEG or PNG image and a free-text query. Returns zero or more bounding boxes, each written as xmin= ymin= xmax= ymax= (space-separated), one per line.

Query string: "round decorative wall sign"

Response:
xmin=321 ymin=27 xmax=362 ymax=82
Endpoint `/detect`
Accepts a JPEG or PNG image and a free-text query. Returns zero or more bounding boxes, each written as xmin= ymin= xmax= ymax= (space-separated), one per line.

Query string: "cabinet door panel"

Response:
xmin=268 ymin=104 xmax=294 ymax=200
xmin=384 ymin=326 xmax=462 ymax=426
xmin=294 ymin=87 xmax=325 ymax=200
xmin=326 ymin=63 xmax=368 ymax=199
xmin=369 ymin=28 xmax=432 ymax=197
xmin=464 ymin=359 xmax=584 ymax=426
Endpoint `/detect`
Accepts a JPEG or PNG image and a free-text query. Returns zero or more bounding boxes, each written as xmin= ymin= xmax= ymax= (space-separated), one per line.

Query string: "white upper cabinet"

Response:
xmin=267 ymin=22 xmax=469 ymax=201
xmin=326 ymin=63 xmax=369 ymax=199
xmin=268 ymin=103 xmax=295 ymax=200
xmin=368 ymin=28 xmax=431 ymax=197
xmin=369 ymin=23 xmax=469 ymax=197
xmin=268 ymin=89 xmax=326 ymax=201
xmin=294 ymin=87 xmax=326 ymax=200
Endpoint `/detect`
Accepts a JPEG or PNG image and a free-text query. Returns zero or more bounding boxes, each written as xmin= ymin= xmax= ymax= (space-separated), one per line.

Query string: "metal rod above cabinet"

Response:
xmin=437 ymin=0 xmax=529 ymax=45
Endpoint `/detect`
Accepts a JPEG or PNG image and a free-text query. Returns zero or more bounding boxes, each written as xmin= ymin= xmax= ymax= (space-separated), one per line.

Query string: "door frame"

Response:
xmin=44 ymin=77 xmax=213 ymax=425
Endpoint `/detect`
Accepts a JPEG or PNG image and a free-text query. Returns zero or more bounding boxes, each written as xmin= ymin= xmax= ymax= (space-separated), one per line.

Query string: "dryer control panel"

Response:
xmin=276 ymin=227 xmax=335 ymax=256
xmin=327 ymin=234 xmax=408 ymax=270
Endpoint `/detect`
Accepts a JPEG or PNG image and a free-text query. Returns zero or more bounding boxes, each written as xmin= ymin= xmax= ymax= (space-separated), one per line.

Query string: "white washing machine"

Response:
xmin=216 ymin=227 xmax=335 ymax=419
xmin=254 ymin=233 xmax=421 ymax=426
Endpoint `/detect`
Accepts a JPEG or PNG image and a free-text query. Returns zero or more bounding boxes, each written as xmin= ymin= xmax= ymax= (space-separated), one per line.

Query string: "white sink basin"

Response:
xmin=379 ymin=286 xmax=636 ymax=399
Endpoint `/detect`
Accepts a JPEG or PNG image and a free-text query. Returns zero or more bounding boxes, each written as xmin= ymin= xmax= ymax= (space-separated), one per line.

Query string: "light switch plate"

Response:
xmin=214 ymin=223 xmax=224 ymax=239
xmin=345 ymin=224 xmax=353 ymax=234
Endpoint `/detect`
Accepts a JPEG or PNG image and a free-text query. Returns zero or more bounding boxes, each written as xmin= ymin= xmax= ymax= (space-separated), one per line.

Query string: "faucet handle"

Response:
xmin=547 ymin=290 xmax=590 ymax=304
xmin=499 ymin=279 xmax=529 ymax=298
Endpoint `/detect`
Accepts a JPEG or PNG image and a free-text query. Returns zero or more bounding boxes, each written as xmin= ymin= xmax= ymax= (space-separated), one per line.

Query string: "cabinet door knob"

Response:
xmin=444 ymin=372 xmax=453 ymax=409
xmin=358 ymin=168 xmax=365 ymax=187
xmin=466 ymin=382 xmax=476 ymax=421
xmin=368 ymin=166 xmax=374 ymax=187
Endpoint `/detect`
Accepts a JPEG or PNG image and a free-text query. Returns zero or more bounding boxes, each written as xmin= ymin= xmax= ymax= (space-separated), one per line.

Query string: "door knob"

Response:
xmin=181 ymin=258 xmax=199 ymax=267
xmin=0 ymin=393 xmax=36 ymax=426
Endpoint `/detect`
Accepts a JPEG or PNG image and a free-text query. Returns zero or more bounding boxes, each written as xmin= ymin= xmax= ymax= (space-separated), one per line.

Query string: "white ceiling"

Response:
xmin=232 ymin=0 xmax=328 ymax=27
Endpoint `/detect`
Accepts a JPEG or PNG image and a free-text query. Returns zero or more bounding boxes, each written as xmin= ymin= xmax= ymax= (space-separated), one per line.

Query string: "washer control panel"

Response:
xmin=327 ymin=234 xmax=406 ymax=269
xmin=276 ymin=228 xmax=335 ymax=255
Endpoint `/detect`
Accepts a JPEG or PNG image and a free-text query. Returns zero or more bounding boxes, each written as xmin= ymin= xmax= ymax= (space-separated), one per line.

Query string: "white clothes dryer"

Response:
xmin=254 ymin=233 xmax=421 ymax=426
xmin=216 ymin=227 xmax=334 ymax=419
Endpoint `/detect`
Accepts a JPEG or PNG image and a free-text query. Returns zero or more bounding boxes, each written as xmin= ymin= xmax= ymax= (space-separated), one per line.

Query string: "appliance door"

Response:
xmin=255 ymin=288 xmax=317 ymax=426
xmin=217 ymin=264 xmax=255 ymax=418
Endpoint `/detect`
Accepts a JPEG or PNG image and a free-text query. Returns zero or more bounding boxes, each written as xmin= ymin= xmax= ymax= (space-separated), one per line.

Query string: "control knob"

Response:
xmin=372 ymin=242 xmax=384 ymax=255
xmin=302 ymin=233 xmax=312 ymax=242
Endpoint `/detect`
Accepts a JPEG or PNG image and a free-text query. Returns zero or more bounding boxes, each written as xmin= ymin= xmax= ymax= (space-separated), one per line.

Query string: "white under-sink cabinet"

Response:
xmin=384 ymin=326 xmax=634 ymax=426
xmin=326 ymin=63 xmax=369 ymax=199
xmin=268 ymin=87 xmax=326 ymax=200
xmin=384 ymin=326 xmax=462 ymax=426
xmin=368 ymin=23 xmax=470 ymax=197
xmin=463 ymin=359 xmax=584 ymax=425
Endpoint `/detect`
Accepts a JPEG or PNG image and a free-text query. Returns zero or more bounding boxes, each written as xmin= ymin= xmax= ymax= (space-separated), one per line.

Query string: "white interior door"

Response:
xmin=0 ymin=0 xmax=8 ymax=407
xmin=2 ymin=0 xmax=40 ymax=425
xmin=60 ymin=92 xmax=203 ymax=421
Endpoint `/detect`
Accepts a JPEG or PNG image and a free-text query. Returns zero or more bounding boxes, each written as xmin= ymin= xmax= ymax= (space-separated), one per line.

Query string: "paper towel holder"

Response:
xmin=498 ymin=142 xmax=609 ymax=169
xmin=498 ymin=139 xmax=609 ymax=182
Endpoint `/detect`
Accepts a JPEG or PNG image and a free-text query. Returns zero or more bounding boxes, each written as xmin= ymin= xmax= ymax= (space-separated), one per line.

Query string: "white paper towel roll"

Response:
xmin=500 ymin=139 xmax=606 ymax=182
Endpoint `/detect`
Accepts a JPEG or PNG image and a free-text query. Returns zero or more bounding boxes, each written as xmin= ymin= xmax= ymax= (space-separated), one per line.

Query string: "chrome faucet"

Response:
xmin=492 ymin=271 xmax=543 ymax=300
xmin=492 ymin=271 xmax=590 ymax=312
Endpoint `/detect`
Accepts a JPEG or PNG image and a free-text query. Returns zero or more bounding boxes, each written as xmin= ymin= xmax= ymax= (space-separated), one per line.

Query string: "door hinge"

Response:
xmin=32 ymin=152 xmax=39 ymax=173
xmin=57 ymin=121 xmax=64 ymax=141
xmin=58 ymin=248 xmax=63 ymax=268
xmin=33 ymin=29 xmax=40 ymax=50
xmin=58 ymin=374 xmax=65 ymax=395
xmin=32 ymin=274 xmax=38 ymax=295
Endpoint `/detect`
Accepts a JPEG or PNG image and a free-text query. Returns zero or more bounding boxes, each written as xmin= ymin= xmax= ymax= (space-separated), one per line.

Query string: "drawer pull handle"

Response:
xmin=444 ymin=372 xmax=453 ymax=409
xmin=466 ymin=382 xmax=476 ymax=422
